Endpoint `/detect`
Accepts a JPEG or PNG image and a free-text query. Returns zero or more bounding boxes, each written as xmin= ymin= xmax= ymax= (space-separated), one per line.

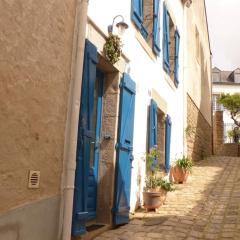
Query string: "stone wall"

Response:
xmin=213 ymin=111 xmax=240 ymax=156
xmin=187 ymin=95 xmax=212 ymax=161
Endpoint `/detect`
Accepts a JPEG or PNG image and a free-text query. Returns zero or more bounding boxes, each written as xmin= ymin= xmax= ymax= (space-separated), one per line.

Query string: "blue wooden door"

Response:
xmin=72 ymin=40 xmax=104 ymax=236
xmin=87 ymin=70 xmax=104 ymax=220
xmin=113 ymin=73 xmax=136 ymax=225
xmin=165 ymin=115 xmax=172 ymax=173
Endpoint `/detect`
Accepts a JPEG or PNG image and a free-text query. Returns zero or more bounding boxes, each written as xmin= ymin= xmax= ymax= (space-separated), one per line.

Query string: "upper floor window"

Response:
xmin=212 ymin=72 xmax=220 ymax=82
xmin=162 ymin=3 xmax=180 ymax=87
xmin=132 ymin=0 xmax=161 ymax=56
xmin=235 ymin=73 xmax=240 ymax=83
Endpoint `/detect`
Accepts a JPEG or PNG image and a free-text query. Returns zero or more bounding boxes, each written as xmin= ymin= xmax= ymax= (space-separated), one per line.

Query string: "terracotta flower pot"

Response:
xmin=143 ymin=191 xmax=161 ymax=210
xmin=171 ymin=166 xmax=189 ymax=184
xmin=143 ymin=189 xmax=167 ymax=210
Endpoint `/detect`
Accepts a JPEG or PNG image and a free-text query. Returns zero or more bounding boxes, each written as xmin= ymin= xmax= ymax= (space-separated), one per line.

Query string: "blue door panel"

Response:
xmin=113 ymin=73 xmax=136 ymax=225
xmin=72 ymin=40 xmax=104 ymax=236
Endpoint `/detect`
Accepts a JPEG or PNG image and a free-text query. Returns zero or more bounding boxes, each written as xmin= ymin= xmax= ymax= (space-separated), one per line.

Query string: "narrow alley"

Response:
xmin=95 ymin=156 xmax=240 ymax=240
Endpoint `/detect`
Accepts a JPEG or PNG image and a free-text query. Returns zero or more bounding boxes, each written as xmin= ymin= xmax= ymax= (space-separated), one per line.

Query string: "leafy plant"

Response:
xmin=145 ymin=175 xmax=161 ymax=190
xmin=227 ymin=127 xmax=240 ymax=143
xmin=218 ymin=94 xmax=240 ymax=127
xmin=146 ymin=146 xmax=160 ymax=174
xmin=175 ymin=156 xmax=193 ymax=173
xmin=145 ymin=176 xmax=174 ymax=192
xmin=103 ymin=34 xmax=122 ymax=64
xmin=159 ymin=179 xmax=174 ymax=192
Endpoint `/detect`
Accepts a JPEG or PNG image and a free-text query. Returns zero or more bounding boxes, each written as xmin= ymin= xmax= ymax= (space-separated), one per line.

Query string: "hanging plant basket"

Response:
xmin=103 ymin=34 xmax=122 ymax=65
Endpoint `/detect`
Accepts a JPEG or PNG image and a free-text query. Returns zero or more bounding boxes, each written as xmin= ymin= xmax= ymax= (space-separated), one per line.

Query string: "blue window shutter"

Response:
xmin=131 ymin=0 xmax=148 ymax=39
xmin=163 ymin=4 xmax=170 ymax=73
xmin=113 ymin=73 xmax=136 ymax=225
xmin=149 ymin=99 xmax=158 ymax=151
xmin=153 ymin=0 xmax=161 ymax=56
xmin=132 ymin=0 xmax=143 ymax=30
xmin=174 ymin=29 xmax=180 ymax=87
xmin=165 ymin=115 xmax=172 ymax=173
xmin=149 ymin=99 xmax=158 ymax=167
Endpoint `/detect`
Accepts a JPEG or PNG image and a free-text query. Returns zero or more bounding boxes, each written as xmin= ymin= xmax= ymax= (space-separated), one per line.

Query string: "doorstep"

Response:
xmin=71 ymin=223 xmax=111 ymax=240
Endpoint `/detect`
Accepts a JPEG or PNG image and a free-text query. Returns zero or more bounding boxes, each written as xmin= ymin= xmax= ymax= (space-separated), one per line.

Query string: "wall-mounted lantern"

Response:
xmin=108 ymin=15 xmax=129 ymax=35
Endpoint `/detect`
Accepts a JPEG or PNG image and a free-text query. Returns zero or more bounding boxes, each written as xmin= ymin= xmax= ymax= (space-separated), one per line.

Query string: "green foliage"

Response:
xmin=103 ymin=34 xmax=122 ymax=64
xmin=218 ymin=94 xmax=240 ymax=127
xmin=227 ymin=127 xmax=240 ymax=143
xmin=146 ymin=146 xmax=160 ymax=173
xmin=145 ymin=175 xmax=161 ymax=190
xmin=159 ymin=179 xmax=174 ymax=191
xmin=175 ymin=156 xmax=193 ymax=173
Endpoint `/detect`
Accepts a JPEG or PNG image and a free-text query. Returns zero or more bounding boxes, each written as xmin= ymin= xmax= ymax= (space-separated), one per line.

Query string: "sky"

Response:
xmin=205 ymin=0 xmax=240 ymax=71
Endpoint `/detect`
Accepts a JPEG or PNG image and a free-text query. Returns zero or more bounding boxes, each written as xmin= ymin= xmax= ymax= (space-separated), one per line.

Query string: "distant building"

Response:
xmin=212 ymin=67 xmax=240 ymax=143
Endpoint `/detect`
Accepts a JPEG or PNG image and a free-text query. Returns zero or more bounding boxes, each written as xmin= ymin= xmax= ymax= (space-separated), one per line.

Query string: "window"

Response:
xmin=163 ymin=3 xmax=180 ymax=87
xmin=132 ymin=0 xmax=161 ymax=55
xmin=212 ymin=94 xmax=224 ymax=111
xmin=212 ymin=72 xmax=220 ymax=82
xmin=235 ymin=73 xmax=240 ymax=83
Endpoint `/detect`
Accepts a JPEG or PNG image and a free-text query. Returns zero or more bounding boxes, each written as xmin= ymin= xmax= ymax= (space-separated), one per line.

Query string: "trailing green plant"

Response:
xmin=159 ymin=179 xmax=174 ymax=192
xmin=145 ymin=176 xmax=174 ymax=192
xmin=175 ymin=156 xmax=193 ymax=173
xmin=103 ymin=34 xmax=122 ymax=64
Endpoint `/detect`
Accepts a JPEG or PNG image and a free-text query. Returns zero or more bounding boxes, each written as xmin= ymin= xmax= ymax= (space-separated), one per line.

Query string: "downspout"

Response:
xmin=59 ymin=0 xmax=89 ymax=239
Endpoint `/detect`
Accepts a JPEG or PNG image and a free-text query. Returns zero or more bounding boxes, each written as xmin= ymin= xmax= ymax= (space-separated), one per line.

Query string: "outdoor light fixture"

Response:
xmin=108 ymin=15 xmax=129 ymax=35
xmin=182 ymin=0 xmax=192 ymax=7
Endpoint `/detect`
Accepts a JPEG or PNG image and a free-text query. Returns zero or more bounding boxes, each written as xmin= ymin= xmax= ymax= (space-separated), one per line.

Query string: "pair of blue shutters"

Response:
xmin=163 ymin=3 xmax=180 ymax=87
xmin=72 ymin=39 xmax=136 ymax=235
xmin=148 ymin=99 xmax=171 ymax=173
xmin=132 ymin=0 xmax=161 ymax=55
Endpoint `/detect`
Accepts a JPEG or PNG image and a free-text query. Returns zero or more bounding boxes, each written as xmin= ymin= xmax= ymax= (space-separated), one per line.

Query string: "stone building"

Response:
xmin=0 ymin=0 xmax=212 ymax=239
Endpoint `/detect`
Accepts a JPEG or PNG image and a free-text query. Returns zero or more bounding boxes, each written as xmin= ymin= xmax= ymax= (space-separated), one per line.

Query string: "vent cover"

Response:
xmin=28 ymin=170 xmax=40 ymax=189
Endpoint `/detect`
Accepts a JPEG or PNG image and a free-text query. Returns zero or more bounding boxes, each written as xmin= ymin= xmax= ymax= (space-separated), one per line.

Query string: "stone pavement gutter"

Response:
xmin=94 ymin=156 xmax=240 ymax=240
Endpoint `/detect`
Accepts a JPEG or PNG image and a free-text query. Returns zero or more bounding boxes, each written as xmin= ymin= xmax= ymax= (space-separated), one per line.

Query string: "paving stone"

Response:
xmin=93 ymin=157 xmax=240 ymax=240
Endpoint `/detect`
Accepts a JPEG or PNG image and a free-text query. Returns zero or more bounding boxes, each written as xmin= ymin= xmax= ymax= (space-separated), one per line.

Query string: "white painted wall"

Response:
xmin=88 ymin=0 xmax=184 ymax=212
xmin=213 ymin=84 xmax=240 ymax=123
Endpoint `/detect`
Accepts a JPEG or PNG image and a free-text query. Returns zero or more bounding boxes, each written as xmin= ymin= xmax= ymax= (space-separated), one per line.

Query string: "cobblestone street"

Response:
xmin=94 ymin=156 xmax=240 ymax=240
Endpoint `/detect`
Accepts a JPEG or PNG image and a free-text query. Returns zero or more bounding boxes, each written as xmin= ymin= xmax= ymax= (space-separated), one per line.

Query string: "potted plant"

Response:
xmin=228 ymin=127 xmax=240 ymax=143
xmin=143 ymin=147 xmax=174 ymax=210
xmin=171 ymin=156 xmax=193 ymax=184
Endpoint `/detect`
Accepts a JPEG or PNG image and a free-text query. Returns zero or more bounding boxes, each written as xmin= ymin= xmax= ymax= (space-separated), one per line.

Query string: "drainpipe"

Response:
xmin=59 ymin=0 xmax=89 ymax=239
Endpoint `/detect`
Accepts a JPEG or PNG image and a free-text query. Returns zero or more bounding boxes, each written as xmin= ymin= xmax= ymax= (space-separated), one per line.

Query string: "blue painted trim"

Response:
xmin=165 ymin=114 xmax=172 ymax=173
xmin=153 ymin=0 xmax=161 ymax=55
xmin=174 ymin=29 xmax=180 ymax=87
xmin=94 ymin=70 xmax=104 ymax=185
xmin=163 ymin=3 xmax=170 ymax=73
